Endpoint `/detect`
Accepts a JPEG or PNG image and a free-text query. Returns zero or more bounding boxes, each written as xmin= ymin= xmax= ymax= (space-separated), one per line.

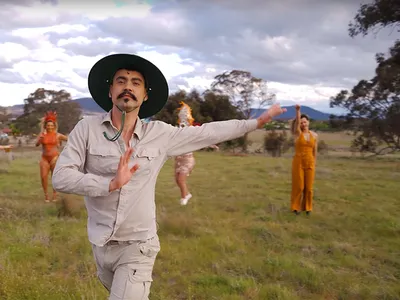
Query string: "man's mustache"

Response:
xmin=118 ymin=91 xmax=137 ymax=101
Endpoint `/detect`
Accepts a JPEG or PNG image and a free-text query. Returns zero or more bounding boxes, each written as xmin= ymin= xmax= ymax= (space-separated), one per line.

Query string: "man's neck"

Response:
xmin=111 ymin=107 xmax=139 ymax=136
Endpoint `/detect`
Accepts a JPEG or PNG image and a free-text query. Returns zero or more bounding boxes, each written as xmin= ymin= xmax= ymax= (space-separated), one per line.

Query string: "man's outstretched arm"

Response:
xmin=52 ymin=119 xmax=112 ymax=197
xmin=164 ymin=104 xmax=286 ymax=157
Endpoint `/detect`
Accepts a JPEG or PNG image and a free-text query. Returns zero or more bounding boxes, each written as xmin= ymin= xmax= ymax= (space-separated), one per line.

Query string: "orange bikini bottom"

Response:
xmin=42 ymin=153 xmax=59 ymax=165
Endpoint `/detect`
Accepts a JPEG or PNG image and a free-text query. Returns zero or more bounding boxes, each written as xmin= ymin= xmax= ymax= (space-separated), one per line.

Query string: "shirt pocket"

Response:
xmin=86 ymin=145 xmax=121 ymax=176
xmin=134 ymin=148 xmax=162 ymax=176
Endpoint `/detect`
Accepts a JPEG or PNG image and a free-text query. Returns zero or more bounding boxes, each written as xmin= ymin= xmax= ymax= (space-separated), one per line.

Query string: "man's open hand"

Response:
xmin=109 ymin=147 xmax=139 ymax=192
xmin=257 ymin=103 xmax=287 ymax=128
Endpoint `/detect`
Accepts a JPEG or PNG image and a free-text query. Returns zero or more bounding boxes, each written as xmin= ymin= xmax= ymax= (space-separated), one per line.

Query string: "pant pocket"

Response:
xmin=137 ymin=236 xmax=160 ymax=258
xmin=110 ymin=267 xmax=151 ymax=300
xmin=124 ymin=280 xmax=151 ymax=300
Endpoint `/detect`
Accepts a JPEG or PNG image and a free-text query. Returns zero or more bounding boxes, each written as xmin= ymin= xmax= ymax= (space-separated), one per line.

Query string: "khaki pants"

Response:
xmin=91 ymin=235 xmax=160 ymax=300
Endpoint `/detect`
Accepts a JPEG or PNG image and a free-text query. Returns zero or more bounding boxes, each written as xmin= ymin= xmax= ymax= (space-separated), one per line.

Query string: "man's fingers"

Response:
xmin=124 ymin=147 xmax=134 ymax=165
xmin=130 ymin=164 xmax=139 ymax=174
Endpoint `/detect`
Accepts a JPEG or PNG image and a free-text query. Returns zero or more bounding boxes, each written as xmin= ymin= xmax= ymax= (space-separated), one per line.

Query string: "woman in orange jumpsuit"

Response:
xmin=35 ymin=111 xmax=68 ymax=202
xmin=290 ymin=104 xmax=318 ymax=215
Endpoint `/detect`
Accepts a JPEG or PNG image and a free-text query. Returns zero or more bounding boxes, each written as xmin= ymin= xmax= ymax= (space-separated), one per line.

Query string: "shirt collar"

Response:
xmin=101 ymin=110 xmax=144 ymax=140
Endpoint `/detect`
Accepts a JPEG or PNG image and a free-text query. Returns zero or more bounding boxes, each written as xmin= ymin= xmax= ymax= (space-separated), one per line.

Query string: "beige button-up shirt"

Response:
xmin=52 ymin=111 xmax=258 ymax=247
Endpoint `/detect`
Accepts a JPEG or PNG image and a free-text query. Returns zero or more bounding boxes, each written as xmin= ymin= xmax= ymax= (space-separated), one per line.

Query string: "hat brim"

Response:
xmin=88 ymin=53 xmax=169 ymax=119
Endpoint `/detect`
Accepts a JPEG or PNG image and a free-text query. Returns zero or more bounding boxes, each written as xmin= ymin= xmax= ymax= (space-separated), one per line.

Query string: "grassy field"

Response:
xmin=0 ymin=144 xmax=399 ymax=299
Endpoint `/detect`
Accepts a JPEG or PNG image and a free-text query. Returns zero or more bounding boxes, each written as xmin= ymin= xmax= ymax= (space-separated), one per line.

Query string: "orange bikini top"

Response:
xmin=42 ymin=132 xmax=58 ymax=148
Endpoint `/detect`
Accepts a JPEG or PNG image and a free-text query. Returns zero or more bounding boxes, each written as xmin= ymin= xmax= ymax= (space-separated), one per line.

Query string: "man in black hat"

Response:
xmin=52 ymin=53 xmax=286 ymax=299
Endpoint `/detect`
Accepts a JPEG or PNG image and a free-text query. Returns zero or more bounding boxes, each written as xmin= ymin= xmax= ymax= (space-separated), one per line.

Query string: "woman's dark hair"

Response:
xmin=291 ymin=114 xmax=310 ymax=134
xmin=300 ymin=114 xmax=309 ymax=120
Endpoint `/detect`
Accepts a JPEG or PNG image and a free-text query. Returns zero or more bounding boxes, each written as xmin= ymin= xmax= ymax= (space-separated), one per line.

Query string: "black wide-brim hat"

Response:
xmin=88 ymin=53 xmax=169 ymax=119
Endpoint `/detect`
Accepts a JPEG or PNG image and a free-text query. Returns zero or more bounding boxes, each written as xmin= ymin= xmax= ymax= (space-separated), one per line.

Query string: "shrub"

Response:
xmin=318 ymin=139 xmax=329 ymax=154
xmin=0 ymin=137 xmax=9 ymax=145
xmin=263 ymin=130 xmax=291 ymax=157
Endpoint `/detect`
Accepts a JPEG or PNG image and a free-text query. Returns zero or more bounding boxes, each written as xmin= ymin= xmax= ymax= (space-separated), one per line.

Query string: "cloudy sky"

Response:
xmin=0 ymin=0 xmax=398 ymax=113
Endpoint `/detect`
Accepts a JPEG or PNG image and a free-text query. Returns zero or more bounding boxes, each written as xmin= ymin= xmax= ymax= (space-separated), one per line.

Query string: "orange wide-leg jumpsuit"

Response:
xmin=291 ymin=132 xmax=316 ymax=212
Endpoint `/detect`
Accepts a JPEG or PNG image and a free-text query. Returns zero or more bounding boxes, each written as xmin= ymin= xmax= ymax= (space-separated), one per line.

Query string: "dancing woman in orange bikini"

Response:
xmin=35 ymin=111 xmax=67 ymax=202
xmin=290 ymin=104 xmax=318 ymax=215
xmin=174 ymin=102 xmax=196 ymax=205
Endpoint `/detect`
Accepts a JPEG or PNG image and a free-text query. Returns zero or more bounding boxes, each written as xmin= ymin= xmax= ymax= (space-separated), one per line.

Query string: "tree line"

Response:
xmin=330 ymin=0 xmax=400 ymax=155
xmin=1 ymin=0 xmax=399 ymax=155
xmin=3 ymin=70 xmax=273 ymax=152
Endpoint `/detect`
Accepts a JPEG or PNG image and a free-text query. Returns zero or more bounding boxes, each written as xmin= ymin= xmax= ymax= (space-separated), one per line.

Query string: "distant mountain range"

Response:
xmin=7 ymin=97 xmax=335 ymax=121
xmin=7 ymin=98 xmax=104 ymax=117
xmin=249 ymin=106 xmax=333 ymax=120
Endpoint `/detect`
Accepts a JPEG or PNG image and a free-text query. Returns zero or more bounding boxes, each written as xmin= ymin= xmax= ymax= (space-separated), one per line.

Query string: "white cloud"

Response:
xmin=13 ymin=0 xmax=152 ymax=22
xmin=268 ymin=82 xmax=341 ymax=103
xmin=0 ymin=42 xmax=30 ymax=62
xmin=11 ymin=24 xmax=88 ymax=38
xmin=0 ymin=0 xmax=398 ymax=115
xmin=135 ymin=50 xmax=196 ymax=79
xmin=176 ymin=76 xmax=214 ymax=93
xmin=54 ymin=0 xmax=152 ymax=20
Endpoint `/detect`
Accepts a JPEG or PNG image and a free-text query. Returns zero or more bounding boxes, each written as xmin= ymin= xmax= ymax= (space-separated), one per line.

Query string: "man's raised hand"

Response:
xmin=109 ymin=147 xmax=139 ymax=192
xmin=257 ymin=103 xmax=287 ymax=128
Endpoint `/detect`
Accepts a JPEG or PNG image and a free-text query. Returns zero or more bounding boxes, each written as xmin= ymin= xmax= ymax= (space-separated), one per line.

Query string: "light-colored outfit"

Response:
xmin=0 ymin=146 xmax=13 ymax=162
xmin=175 ymin=152 xmax=195 ymax=176
xmin=52 ymin=111 xmax=258 ymax=299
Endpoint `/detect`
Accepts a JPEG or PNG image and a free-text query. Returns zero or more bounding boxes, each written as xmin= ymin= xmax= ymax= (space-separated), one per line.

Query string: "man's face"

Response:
xmin=109 ymin=69 xmax=148 ymax=113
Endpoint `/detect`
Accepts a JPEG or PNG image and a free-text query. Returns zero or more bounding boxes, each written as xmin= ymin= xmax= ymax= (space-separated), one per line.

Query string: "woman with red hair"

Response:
xmin=35 ymin=111 xmax=68 ymax=202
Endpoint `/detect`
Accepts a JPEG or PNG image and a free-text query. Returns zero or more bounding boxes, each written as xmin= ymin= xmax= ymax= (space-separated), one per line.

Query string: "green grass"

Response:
xmin=0 ymin=150 xmax=399 ymax=299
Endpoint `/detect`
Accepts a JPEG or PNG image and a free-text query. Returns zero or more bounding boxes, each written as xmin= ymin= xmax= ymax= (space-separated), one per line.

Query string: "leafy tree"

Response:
xmin=9 ymin=124 xmax=21 ymax=137
xmin=153 ymin=88 xmax=245 ymax=152
xmin=13 ymin=88 xmax=82 ymax=135
xmin=153 ymin=89 xmax=210 ymax=125
xmin=310 ymin=121 xmax=330 ymax=132
xmin=153 ymin=90 xmax=188 ymax=125
xmin=330 ymin=0 xmax=400 ymax=155
xmin=153 ymin=88 xmax=243 ymax=125
xmin=0 ymin=107 xmax=12 ymax=126
xmin=348 ymin=0 xmax=400 ymax=38
xmin=328 ymin=115 xmax=351 ymax=131
xmin=200 ymin=90 xmax=244 ymax=122
xmin=13 ymin=113 xmax=42 ymax=136
xmin=209 ymin=70 xmax=275 ymax=152
xmin=23 ymin=88 xmax=71 ymax=115
xmin=56 ymin=100 xmax=83 ymax=134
